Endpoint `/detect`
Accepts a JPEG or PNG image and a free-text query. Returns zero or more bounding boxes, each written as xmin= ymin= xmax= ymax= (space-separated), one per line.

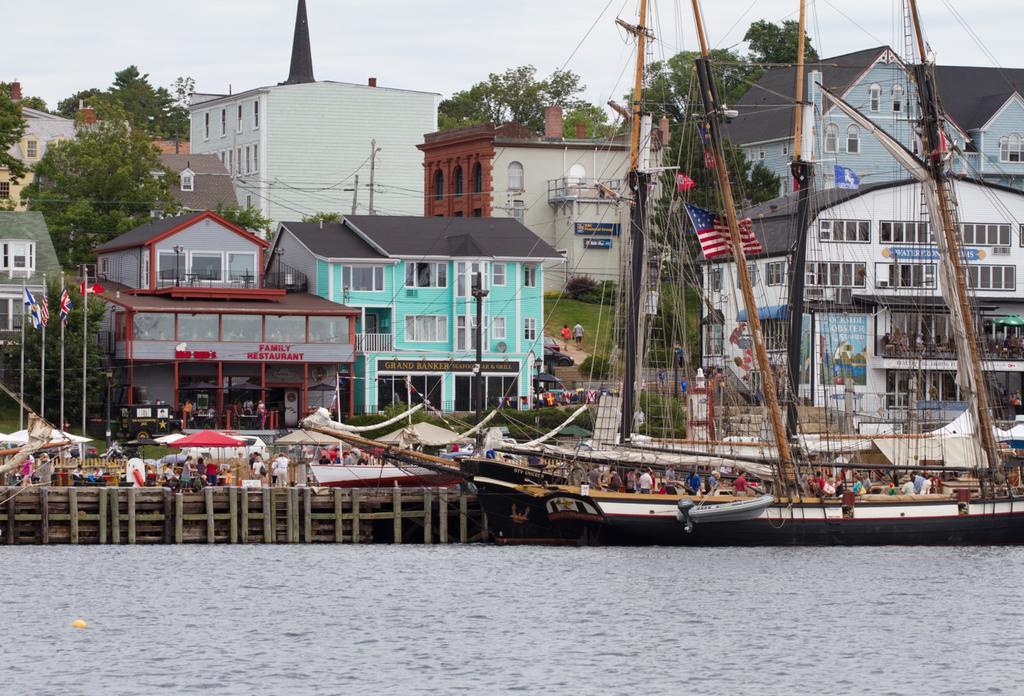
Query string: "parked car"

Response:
xmin=544 ymin=335 xmax=562 ymax=353
xmin=545 ymin=346 xmax=574 ymax=366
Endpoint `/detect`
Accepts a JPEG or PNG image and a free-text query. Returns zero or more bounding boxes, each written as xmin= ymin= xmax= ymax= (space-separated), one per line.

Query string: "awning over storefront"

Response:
xmin=736 ymin=305 xmax=788 ymax=322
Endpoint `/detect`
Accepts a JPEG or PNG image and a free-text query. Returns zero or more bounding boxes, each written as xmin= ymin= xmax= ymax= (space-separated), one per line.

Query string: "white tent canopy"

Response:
xmin=156 ymin=433 xmax=188 ymax=445
xmin=376 ymin=422 xmax=470 ymax=448
xmin=3 ymin=428 xmax=91 ymax=444
xmin=275 ymin=430 xmax=344 ymax=446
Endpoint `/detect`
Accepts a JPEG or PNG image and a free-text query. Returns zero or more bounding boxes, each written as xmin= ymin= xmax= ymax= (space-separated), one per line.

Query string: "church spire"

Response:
xmin=281 ymin=0 xmax=315 ymax=85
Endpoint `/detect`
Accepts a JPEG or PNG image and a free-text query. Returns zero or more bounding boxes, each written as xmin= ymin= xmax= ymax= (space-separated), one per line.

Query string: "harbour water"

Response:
xmin=2 ymin=545 xmax=1021 ymax=695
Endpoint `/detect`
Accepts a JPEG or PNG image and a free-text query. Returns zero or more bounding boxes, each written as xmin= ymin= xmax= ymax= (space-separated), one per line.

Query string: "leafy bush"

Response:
xmin=579 ymin=354 xmax=611 ymax=379
xmin=578 ymin=280 xmax=617 ymax=304
xmin=564 ymin=275 xmax=597 ymax=300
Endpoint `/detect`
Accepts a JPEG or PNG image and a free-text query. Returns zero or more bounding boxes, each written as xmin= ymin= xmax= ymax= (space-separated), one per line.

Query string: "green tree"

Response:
xmin=0 ymin=89 xmax=27 ymax=184
xmin=0 ymin=83 xmax=48 ymax=113
xmin=55 ymin=68 xmax=191 ymax=138
xmin=22 ymin=109 xmax=176 ymax=266
xmin=215 ymin=203 xmax=273 ymax=236
xmin=55 ymin=88 xmax=103 ymax=119
xmin=748 ymin=162 xmax=781 ymax=204
xmin=744 ymin=19 xmax=819 ymax=65
xmin=1 ymin=281 xmax=107 ymax=431
xmin=302 ymin=211 xmax=343 ymax=223
xmin=562 ymin=103 xmax=616 ymax=139
xmin=438 ymin=65 xmax=589 ymax=132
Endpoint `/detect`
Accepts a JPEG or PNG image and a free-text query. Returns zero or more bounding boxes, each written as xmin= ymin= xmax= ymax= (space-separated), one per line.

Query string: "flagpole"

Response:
xmin=40 ymin=274 xmax=46 ymax=421
xmin=60 ymin=276 xmax=65 ymax=433
xmin=81 ymin=265 xmax=87 ymax=457
xmin=19 ymin=279 xmax=25 ymax=432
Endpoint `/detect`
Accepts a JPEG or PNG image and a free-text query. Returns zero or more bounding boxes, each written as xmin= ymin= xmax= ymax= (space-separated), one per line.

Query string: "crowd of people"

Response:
xmin=579 ymin=464 xmax=766 ymax=497
xmin=807 ymin=468 xmax=942 ymax=497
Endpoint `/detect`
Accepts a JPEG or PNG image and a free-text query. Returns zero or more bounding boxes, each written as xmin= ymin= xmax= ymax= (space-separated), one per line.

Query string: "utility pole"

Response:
xmin=368 ymin=140 xmax=381 ymax=215
xmin=472 ymin=271 xmax=489 ymax=446
xmin=350 ymin=174 xmax=359 ymax=214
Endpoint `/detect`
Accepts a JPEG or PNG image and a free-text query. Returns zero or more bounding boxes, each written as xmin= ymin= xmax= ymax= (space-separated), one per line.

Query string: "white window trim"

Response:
xmin=220 ymin=108 xmax=227 ymax=137
xmin=180 ymin=170 xmax=194 ymax=192
xmin=0 ymin=240 xmax=36 ymax=272
xmin=404 ymin=314 xmax=448 ymax=343
xmin=868 ymin=83 xmax=881 ymax=112
xmin=342 ymin=265 xmax=385 ymax=292
xmin=824 ymin=124 xmax=839 ymax=154
xmin=507 ymin=161 xmax=525 ymax=192
xmin=524 ymin=263 xmax=538 ymax=288
xmin=523 ymin=316 xmax=537 ymax=342
xmin=492 ymin=316 xmax=507 ymax=340
xmin=188 ymin=250 xmax=226 ymax=282
xmin=203 ymin=112 xmax=210 ymax=140
xmin=845 ymin=125 xmax=861 ymax=154
xmin=492 ymin=262 xmax=506 ymax=286
xmin=253 ymin=100 xmax=260 ymax=130
xmin=227 ymin=251 xmax=258 ymax=282
xmin=236 ymin=104 xmax=243 ymax=134
xmin=405 ymin=261 xmax=448 ymax=288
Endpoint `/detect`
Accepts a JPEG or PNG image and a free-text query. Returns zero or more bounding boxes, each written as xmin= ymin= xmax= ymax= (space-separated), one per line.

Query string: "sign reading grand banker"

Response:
xmin=379 ymin=359 xmax=519 ymax=373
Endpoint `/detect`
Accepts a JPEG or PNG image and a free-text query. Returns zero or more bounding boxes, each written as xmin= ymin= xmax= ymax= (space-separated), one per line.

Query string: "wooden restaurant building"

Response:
xmin=95 ymin=211 xmax=357 ymax=430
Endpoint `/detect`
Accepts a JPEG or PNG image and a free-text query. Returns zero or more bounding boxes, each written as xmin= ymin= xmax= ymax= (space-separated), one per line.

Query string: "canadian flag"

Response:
xmin=80 ymin=280 xmax=105 ymax=296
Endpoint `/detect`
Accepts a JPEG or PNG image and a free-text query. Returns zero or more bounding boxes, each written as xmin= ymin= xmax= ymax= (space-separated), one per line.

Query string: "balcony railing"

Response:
xmin=154 ymin=260 xmax=309 ymax=293
xmin=357 ymin=333 xmax=394 ymax=353
xmin=547 ymin=177 xmax=623 ymax=204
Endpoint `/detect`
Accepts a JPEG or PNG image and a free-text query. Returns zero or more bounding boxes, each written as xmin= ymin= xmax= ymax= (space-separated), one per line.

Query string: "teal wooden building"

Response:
xmin=270 ymin=216 xmax=562 ymax=414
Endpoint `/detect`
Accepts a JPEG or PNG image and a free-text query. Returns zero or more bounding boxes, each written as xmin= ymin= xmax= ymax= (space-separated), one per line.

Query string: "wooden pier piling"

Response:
xmin=0 ymin=487 xmax=485 ymax=545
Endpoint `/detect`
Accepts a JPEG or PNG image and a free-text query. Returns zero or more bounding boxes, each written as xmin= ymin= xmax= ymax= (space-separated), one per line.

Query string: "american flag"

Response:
xmin=59 ymin=287 xmax=72 ymax=325
xmin=684 ymin=204 xmax=762 ymax=259
xmin=39 ymin=296 xmax=49 ymax=327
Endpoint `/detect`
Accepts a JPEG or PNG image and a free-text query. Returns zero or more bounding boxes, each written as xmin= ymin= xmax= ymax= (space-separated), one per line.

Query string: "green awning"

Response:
xmin=995 ymin=315 xmax=1024 ymax=327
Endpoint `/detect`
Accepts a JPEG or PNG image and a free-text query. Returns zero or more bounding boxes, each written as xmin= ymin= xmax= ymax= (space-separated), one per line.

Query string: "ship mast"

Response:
xmin=619 ymin=0 xmax=651 ymax=443
xmin=905 ymin=0 xmax=1001 ymax=487
xmin=689 ymin=0 xmax=796 ymax=486
xmin=784 ymin=0 xmax=814 ymax=445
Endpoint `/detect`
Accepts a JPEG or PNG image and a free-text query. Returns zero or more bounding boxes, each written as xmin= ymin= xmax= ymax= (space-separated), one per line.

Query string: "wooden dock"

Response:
xmin=0 ymin=487 xmax=488 ymax=545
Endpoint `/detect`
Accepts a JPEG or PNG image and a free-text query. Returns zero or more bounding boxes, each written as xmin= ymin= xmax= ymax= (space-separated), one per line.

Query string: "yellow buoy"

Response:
xmin=72 ymin=619 xmax=87 ymax=629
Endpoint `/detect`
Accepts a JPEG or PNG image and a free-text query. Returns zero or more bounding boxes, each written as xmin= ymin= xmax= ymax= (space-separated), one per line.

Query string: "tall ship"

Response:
xmin=459 ymin=0 xmax=1024 ymax=545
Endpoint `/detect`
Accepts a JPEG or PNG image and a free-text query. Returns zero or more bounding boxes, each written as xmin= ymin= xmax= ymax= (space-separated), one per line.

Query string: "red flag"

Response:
xmin=80 ymin=280 xmax=105 ymax=296
xmin=676 ymin=173 xmax=696 ymax=192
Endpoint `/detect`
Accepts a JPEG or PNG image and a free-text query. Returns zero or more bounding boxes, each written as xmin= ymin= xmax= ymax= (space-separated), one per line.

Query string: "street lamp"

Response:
xmin=471 ymin=271 xmax=489 ymax=441
xmin=104 ymin=368 xmax=113 ymax=447
xmin=173 ymin=244 xmax=184 ymax=287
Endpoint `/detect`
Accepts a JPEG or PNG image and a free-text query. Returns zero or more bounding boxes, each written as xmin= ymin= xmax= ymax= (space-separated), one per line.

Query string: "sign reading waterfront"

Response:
xmin=378 ymin=359 xmax=520 ymax=373
xmin=574 ymin=222 xmax=620 ymax=236
xmin=883 ymin=246 xmax=985 ymax=261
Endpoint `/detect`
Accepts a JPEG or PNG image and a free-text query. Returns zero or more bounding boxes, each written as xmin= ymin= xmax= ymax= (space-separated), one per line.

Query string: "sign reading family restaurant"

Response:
xmin=379 ymin=359 xmax=520 ymax=373
xmin=176 ymin=344 xmax=305 ymax=361
xmin=131 ymin=340 xmax=353 ymax=363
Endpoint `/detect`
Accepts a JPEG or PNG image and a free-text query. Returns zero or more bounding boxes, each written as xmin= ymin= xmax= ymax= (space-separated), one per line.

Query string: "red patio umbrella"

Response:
xmin=172 ymin=430 xmax=246 ymax=448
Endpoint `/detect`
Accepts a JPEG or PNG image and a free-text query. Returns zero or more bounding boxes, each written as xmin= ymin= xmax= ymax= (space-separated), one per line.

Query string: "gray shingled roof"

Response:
xmin=94 ymin=214 xmax=197 ymax=252
xmin=159 ymin=154 xmax=238 ymax=212
xmin=278 ymin=221 xmax=385 ymax=260
xmin=281 ymin=216 xmax=563 ymax=260
xmin=726 ymin=47 xmax=1024 ymax=145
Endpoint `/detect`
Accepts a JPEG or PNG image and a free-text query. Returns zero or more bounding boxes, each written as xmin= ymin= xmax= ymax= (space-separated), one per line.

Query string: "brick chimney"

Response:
xmin=368 ymin=77 xmax=377 ymax=87
xmin=10 ymin=81 xmax=22 ymax=101
xmin=544 ymin=105 xmax=563 ymax=139
xmin=575 ymin=122 xmax=587 ymax=139
xmin=80 ymin=104 xmax=97 ymax=126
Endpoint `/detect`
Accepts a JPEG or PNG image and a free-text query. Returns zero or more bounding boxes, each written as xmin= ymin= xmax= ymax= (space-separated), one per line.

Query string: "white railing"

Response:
xmin=357 ymin=333 xmax=394 ymax=352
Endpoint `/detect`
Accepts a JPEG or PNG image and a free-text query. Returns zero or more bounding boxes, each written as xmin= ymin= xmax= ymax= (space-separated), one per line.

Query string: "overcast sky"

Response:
xmin=11 ymin=1 xmax=1014 ymax=113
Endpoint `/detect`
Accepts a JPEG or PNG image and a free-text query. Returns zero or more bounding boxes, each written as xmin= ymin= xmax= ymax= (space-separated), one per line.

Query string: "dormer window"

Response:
xmin=180 ymin=170 xmax=195 ymax=192
xmin=0 ymin=241 xmax=35 ymax=274
xmin=25 ymin=140 xmax=38 ymax=159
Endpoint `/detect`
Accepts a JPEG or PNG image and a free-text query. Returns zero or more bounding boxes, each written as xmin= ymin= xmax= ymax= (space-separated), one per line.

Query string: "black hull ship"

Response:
xmin=465 ymin=459 xmax=1024 ymax=546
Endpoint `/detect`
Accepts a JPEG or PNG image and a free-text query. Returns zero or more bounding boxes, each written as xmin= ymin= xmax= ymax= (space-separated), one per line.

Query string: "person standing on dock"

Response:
xmin=272 ymin=453 xmax=290 ymax=487
xmin=36 ymin=454 xmax=53 ymax=487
